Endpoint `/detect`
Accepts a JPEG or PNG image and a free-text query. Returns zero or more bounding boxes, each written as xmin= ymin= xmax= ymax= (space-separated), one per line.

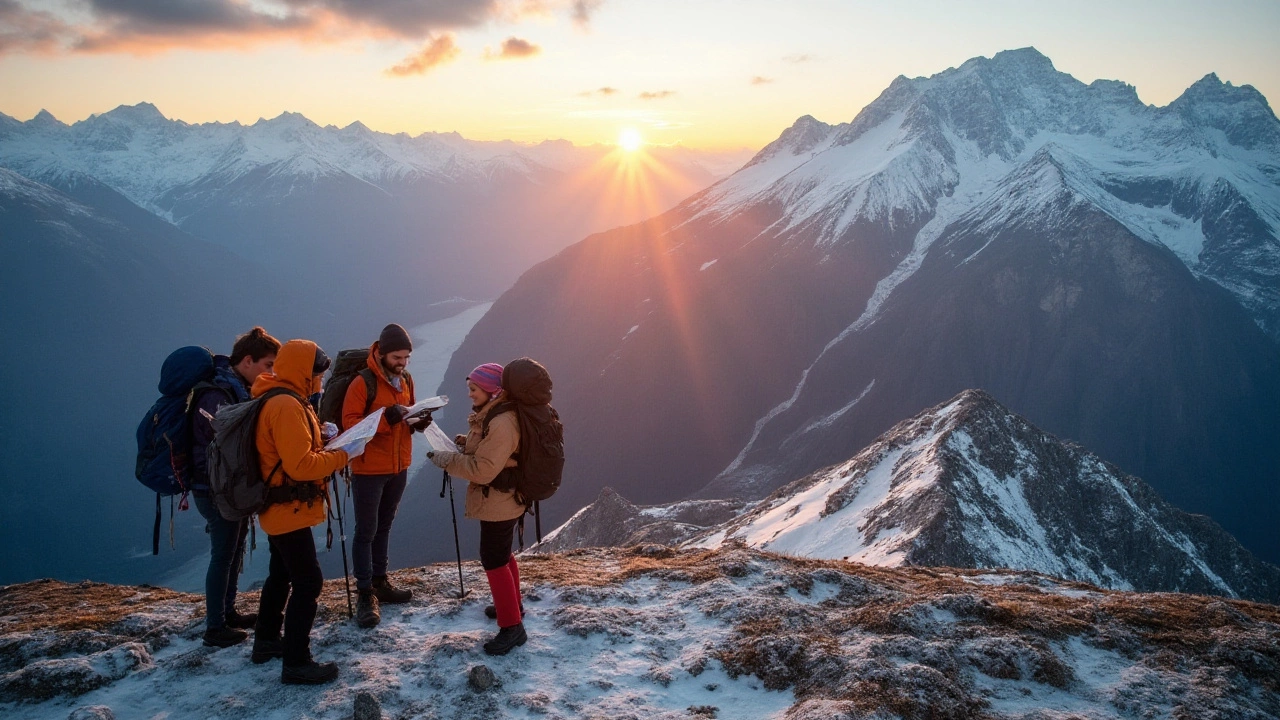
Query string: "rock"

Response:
xmin=0 ymin=643 xmax=151 ymax=702
xmin=468 ymin=664 xmax=497 ymax=692
xmin=352 ymin=691 xmax=381 ymax=720
xmin=68 ymin=707 xmax=115 ymax=720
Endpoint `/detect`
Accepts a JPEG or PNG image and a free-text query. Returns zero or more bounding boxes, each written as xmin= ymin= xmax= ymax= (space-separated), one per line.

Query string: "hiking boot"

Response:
xmin=202 ymin=626 xmax=248 ymax=648
xmin=372 ymin=575 xmax=412 ymax=604
xmin=356 ymin=589 xmax=380 ymax=629
xmin=484 ymin=601 xmax=524 ymax=620
xmin=225 ymin=609 xmax=258 ymax=629
xmin=250 ymin=637 xmax=284 ymax=664
xmin=483 ymin=623 xmax=527 ymax=656
xmin=281 ymin=660 xmax=339 ymax=685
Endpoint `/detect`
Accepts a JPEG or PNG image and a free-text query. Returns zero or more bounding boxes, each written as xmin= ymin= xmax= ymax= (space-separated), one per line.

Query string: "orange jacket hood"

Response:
xmin=253 ymin=339 xmax=322 ymax=399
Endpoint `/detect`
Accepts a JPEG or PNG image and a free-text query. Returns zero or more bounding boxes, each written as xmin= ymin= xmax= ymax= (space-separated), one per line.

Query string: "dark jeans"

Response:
xmin=256 ymin=528 xmax=323 ymax=667
xmin=193 ymin=493 xmax=248 ymax=630
xmin=479 ymin=517 xmax=521 ymax=571
xmin=351 ymin=471 xmax=407 ymax=590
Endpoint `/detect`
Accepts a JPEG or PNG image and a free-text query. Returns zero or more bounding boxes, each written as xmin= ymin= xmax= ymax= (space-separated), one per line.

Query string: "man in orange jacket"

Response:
xmin=249 ymin=339 xmax=356 ymax=685
xmin=342 ymin=323 xmax=430 ymax=628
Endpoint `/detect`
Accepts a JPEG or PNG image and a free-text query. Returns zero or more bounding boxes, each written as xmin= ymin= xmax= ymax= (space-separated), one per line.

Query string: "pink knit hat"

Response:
xmin=467 ymin=363 xmax=504 ymax=395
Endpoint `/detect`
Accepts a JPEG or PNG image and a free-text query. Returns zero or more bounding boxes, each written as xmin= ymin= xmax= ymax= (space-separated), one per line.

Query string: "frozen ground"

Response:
xmin=3 ymin=546 xmax=1277 ymax=719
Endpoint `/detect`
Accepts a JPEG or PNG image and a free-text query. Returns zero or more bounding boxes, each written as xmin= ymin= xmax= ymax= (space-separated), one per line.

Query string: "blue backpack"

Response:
xmin=135 ymin=346 xmax=215 ymax=553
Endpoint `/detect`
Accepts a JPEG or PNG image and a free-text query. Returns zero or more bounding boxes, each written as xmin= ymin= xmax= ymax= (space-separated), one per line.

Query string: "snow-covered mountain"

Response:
xmin=445 ymin=48 xmax=1280 ymax=563
xmin=692 ymin=390 xmax=1280 ymax=603
xmin=4 ymin=546 xmax=1279 ymax=718
xmin=0 ymin=103 xmax=751 ymax=308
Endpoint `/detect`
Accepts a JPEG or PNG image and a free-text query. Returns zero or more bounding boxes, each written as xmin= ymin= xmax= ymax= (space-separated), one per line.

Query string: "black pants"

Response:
xmin=351 ymin=471 xmax=407 ymax=590
xmin=479 ymin=517 xmax=521 ymax=571
xmin=256 ymin=527 xmax=323 ymax=667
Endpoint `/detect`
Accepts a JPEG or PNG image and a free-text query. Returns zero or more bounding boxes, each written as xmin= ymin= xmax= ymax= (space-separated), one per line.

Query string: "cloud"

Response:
xmin=484 ymin=35 xmax=540 ymax=60
xmin=0 ymin=0 xmax=73 ymax=53
xmin=782 ymin=54 xmax=811 ymax=64
xmin=386 ymin=34 xmax=462 ymax=76
xmin=0 ymin=0 xmax=503 ymax=54
xmin=750 ymin=76 xmax=774 ymax=85
xmin=570 ymin=0 xmax=603 ymax=29
xmin=638 ymin=90 xmax=675 ymax=100
xmin=578 ymin=86 xmax=619 ymax=97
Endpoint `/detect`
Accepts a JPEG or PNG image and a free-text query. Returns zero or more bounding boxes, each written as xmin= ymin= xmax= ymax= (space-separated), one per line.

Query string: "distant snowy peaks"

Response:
xmin=29 ymin=109 xmax=66 ymax=128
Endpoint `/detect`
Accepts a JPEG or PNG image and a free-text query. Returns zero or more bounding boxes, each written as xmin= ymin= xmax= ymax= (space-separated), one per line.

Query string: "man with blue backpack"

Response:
xmin=189 ymin=327 xmax=281 ymax=648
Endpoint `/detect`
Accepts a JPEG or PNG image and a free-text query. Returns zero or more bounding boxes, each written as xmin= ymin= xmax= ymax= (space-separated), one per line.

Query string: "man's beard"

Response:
xmin=382 ymin=360 xmax=405 ymax=377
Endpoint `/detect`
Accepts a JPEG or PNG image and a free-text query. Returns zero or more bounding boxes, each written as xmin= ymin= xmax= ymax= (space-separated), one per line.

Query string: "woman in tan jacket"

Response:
xmin=428 ymin=362 xmax=526 ymax=655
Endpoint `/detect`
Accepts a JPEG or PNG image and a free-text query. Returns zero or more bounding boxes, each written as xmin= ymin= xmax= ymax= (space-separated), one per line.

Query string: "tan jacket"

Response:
xmin=445 ymin=395 xmax=525 ymax=522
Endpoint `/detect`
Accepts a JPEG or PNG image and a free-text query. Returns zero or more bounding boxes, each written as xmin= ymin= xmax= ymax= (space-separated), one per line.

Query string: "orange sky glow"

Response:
xmin=1 ymin=0 xmax=1277 ymax=152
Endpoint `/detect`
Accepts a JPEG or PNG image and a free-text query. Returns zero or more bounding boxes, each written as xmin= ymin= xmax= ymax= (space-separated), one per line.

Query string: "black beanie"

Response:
xmin=378 ymin=323 xmax=413 ymax=354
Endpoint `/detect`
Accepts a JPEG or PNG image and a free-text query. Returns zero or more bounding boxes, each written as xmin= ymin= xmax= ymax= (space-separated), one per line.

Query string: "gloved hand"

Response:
xmin=454 ymin=434 xmax=467 ymax=449
xmin=408 ymin=411 xmax=433 ymax=433
xmin=427 ymin=450 xmax=458 ymax=470
xmin=385 ymin=405 xmax=407 ymax=426
xmin=321 ymin=422 xmax=339 ymax=441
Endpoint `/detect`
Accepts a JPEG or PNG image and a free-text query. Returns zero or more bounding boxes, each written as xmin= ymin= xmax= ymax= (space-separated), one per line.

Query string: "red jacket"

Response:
xmin=342 ymin=341 xmax=415 ymax=475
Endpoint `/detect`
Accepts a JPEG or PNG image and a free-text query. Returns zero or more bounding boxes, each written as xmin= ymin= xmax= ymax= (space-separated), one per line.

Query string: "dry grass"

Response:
xmin=0 ymin=579 xmax=199 ymax=635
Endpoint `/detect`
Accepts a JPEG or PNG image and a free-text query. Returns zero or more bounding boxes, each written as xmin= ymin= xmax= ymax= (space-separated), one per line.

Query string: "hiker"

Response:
xmin=190 ymin=327 xmax=280 ymax=648
xmin=250 ymin=340 xmax=356 ymax=685
xmin=428 ymin=363 xmax=527 ymax=656
xmin=342 ymin=323 xmax=430 ymax=628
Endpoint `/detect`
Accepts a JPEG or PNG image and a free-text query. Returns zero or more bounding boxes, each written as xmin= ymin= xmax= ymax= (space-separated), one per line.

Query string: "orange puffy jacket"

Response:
xmin=252 ymin=340 xmax=349 ymax=536
xmin=341 ymin=341 xmax=415 ymax=476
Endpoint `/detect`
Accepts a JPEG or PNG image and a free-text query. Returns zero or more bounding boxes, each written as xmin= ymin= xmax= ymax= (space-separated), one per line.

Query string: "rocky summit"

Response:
xmin=2 ymin=546 xmax=1279 ymax=719
xmin=692 ymin=389 xmax=1280 ymax=603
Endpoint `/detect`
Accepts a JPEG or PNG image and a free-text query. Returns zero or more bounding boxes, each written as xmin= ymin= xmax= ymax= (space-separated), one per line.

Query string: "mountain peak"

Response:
xmin=100 ymin=102 xmax=168 ymax=125
xmin=742 ymin=113 xmax=834 ymax=168
xmin=28 ymin=109 xmax=65 ymax=128
xmin=693 ymin=389 xmax=1280 ymax=601
xmin=1169 ymin=72 xmax=1280 ymax=148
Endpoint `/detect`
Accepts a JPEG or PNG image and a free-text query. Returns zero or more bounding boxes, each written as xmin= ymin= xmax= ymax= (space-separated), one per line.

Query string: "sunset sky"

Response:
xmin=2 ymin=0 xmax=1278 ymax=151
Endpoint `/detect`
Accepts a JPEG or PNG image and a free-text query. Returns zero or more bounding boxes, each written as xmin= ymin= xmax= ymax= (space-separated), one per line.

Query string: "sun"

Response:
xmin=618 ymin=128 xmax=643 ymax=152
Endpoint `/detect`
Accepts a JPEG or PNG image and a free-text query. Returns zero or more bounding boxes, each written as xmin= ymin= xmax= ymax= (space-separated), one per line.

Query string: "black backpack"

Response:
xmin=483 ymin=358 xmax=565 ymax=506
xmin=207 ymin=387 xmax=325 ymax=521
xmin=317 ymin=348 xmax=413 ymax=430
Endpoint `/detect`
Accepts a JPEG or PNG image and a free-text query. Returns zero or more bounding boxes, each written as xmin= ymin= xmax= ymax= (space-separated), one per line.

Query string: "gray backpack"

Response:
xmin=207 ymin=387 xmax=324 ymax=521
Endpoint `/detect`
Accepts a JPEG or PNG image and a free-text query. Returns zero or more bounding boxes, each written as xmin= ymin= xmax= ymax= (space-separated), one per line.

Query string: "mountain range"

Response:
xmin=444 ymin=47 xmax=1280 ymax=563
xmin=0 ymin=104 xmax=750 ymax=311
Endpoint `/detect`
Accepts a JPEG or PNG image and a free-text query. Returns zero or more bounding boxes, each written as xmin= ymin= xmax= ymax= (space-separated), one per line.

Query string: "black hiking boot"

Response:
xmin=483 ymin=623 xmax=527 ymax=656
xmin=483 ymin=601 xmax=524 ymax=620
xmin=202 ymin=626 xmax=248 ymax=648
xmin=356 ymin=589 xmax=380 ymax=629
xmin=281 ymin=660 xmax=339 ymax=685
xmin=250 ymin=637 xmax=284 ymax=664
xmin=225 ymin=609 xmax=258 ymax=629
xmin=372 ymin=575 xmax=412 ymax=604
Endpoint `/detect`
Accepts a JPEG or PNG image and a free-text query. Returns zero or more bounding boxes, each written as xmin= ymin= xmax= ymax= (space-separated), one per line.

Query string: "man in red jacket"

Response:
xmin=342 ymin=323 xmax=430 ymax=628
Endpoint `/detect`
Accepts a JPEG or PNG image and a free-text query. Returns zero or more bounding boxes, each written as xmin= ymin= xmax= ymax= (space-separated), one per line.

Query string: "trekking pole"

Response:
xmin=534 ymin=501 xmax=543 ymax=544
xmin=439 ymin=470 xmax=470 ymax=599
xmin=331 ymin=470 xmax=354 ymax=618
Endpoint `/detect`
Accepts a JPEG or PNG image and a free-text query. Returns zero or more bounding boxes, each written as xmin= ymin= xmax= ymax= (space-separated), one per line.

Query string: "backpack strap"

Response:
xmin=481 ymin=401 xmax=518 ymax=439
xmin=359 ymin=368 xmax=377 ymax=418
xmin=258 ymin=386 xmax=326 ymax=509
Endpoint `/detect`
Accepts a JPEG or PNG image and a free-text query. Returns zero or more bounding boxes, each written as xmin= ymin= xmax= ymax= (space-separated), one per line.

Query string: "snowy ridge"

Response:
xmin=689 ymin=390 xmax=1280 ymax=602
xmin=684 ymin=47 xmax=1280 ymax=339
